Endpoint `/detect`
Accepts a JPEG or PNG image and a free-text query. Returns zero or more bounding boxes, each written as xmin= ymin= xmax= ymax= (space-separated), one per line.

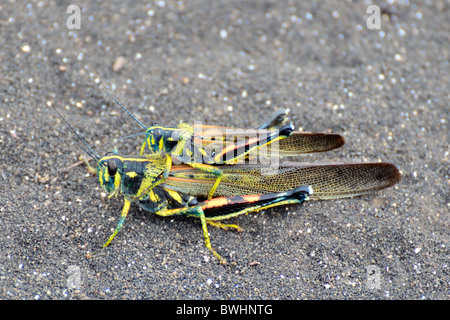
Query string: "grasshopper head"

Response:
xmin=97 ymin=155 xmax=123 ymax=195
xmin=98 ymin=153 xmax=168 ymax=199
xmin=145 ymin=125 xmax=165 ymax=154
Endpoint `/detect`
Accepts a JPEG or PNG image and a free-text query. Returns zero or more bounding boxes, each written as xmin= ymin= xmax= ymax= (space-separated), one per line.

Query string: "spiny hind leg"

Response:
xmin=199 ymin=212 xmax=226 ymax=263
xmin=154 ymin=205 xmax=226 ymax=264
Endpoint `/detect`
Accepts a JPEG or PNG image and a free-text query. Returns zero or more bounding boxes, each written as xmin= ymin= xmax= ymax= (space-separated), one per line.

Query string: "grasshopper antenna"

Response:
xmin=101 ymin=87 xmax=148 ymax=130
xmin=50 ymin=105 xmax=100 ymax=162
xmin=114 ymin=131 xmax=146 ymax=142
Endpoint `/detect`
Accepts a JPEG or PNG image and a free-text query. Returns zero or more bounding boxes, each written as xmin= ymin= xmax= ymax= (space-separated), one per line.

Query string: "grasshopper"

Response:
xmin=51 ymin=105 xmax=400 ymax=263
xmin=52 ymin=105 xmax=312 ymax=262
xmin=97 ymin=153 xmax=315 ymax=263
xmin=103 ymin=89 xmax=345 ymax=199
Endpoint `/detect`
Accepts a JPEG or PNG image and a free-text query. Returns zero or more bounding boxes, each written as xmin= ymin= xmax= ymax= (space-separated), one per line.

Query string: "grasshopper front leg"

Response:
xmin=102 ymin=190 xmax=170 ymax=249
xmin=103 ymin=198 xmax=132 ymax=248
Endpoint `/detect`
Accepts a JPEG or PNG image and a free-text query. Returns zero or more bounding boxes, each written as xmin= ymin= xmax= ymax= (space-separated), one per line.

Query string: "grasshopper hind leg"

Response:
xmin=199 ymin=211 xmax=227 ymax=263
xmin=154 ymin=205 xmax=226 ymax=263
xmin=257 ymin=108 xmax=289 ymax=130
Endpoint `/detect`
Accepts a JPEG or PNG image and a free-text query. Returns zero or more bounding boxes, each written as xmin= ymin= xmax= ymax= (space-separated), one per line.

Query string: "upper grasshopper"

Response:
xmin=102 ymin=88 xmax=345 ymax=199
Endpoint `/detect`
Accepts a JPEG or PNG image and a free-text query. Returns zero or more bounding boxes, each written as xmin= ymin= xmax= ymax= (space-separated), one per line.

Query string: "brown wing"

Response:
xmin=192 ymin=123 xmax=345 ymax=159
xmin=275 ymin=132 xmax=345 ymax=155
xmin=161 ymin=162 xmax=401 ymax=200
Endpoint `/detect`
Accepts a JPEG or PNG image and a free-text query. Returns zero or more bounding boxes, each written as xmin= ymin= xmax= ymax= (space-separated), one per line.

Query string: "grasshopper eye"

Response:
xmin=153 ymin=128 xmax=163 ymax=141
xmin=107 ymin=161 xmax=117 ymax=176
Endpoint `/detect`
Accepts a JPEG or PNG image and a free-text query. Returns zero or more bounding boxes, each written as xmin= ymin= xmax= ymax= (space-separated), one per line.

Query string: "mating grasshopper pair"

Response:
xmin=52 ymin=91 xmax=400 ymax=263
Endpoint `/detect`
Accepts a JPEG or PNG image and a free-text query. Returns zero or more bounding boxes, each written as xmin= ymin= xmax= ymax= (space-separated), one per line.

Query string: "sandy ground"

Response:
xmin=0 ymin=1 xmax=448 ymax=300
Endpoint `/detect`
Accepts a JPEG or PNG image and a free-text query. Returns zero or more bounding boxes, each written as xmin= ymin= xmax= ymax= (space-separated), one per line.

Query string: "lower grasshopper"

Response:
xmin=98 ymin=153 xmax=312 ymax=262
xmin=52 ymin=106 xmax=400 ymax=263
xmin=52 ymin=106 xmax=311 ymax=262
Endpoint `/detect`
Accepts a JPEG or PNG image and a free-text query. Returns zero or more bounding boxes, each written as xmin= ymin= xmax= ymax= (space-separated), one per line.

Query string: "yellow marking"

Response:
xmin=126 ymin=171 xmax=137 ymax=178
xmin=103 ymin=169 xmax=110 ymax=183
xmin=200 ymin=148 xmax=208 ymax=156
xmin=136 ymin=175 xmax=157 ymax=199
xmin=98 ymin=168 xmax=104 ymax=185
xmin=108 ymin=189 xmax=118 ymax=199
xmin=148 ymin=190 xmax=158 ymax=202
xmin=207 ymin=220 xmax=243 ymax=231
xmin=139 ymin=141 xmax=147 ymax=155
xmin=204 ymin=198 xmax=305 ymax=221
xmin=101 ymin=155 xmax=165 ymax=164
xmin=134 ymin=160 xmax=168 ymax=199
xmin=166 ymin=189 xmax=183 ymax=204
xmin=114 ymin=172 xmax=121 ymax=192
